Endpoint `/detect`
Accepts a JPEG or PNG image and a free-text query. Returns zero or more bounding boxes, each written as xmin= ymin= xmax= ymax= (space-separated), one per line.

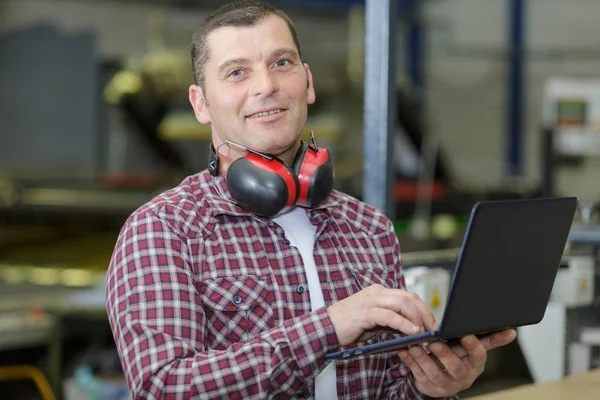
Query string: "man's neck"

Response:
xmin=215 ymin=139 xmax=302 ymax=176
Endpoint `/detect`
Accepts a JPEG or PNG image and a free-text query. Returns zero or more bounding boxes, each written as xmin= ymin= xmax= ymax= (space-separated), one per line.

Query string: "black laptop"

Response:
xmin=325 ymin=197 xmax=578 ymax=360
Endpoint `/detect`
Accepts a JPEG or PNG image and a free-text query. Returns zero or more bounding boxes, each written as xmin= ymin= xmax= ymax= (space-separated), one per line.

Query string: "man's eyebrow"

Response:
xmin=270 ymin=47 xmax=300 ymax=60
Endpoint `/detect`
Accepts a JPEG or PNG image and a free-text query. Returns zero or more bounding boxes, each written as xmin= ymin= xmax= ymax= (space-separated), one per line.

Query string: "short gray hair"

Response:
xmin=190 ymin=0 xmax=302 ymax=90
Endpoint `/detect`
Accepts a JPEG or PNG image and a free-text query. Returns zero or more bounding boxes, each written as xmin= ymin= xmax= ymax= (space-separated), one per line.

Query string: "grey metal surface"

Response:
xmin=0 ymin=283 xmax=106 ymax=351
xmin=363 ymin=0 xmax=397 ymax=218
xmin=0 ymin=185 xmax=157 ymax=213
xmin=569 ymin=226 xmax=600 ymax=244
xmin=18 ymin=187 xmax=154 ymax=212
xmin=0 ymin=25 xmax=97 ymax=179
xmin=401 ymin=245 xmax=586 ymax=267
xmin=0 ymin=283 xmax=82 ymax=311
xmin=0 ymin=284 xmax=65 ymax=350
xmin=0 ymin=324 xmax=51 ymax=351
xmin=402 ymin=247 xmax=460 ymax=266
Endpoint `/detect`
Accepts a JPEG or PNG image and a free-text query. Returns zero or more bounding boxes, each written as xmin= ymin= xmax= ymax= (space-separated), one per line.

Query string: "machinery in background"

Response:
xmin=511 ymin=78 xmax=600 ymax=382
xmin=0 ymin=7 xmax=541 ymax=255
xmin=517 ymin=251 xmax=597 ymax=383
xmin=541 ymin=77 xmax=600 ymax=203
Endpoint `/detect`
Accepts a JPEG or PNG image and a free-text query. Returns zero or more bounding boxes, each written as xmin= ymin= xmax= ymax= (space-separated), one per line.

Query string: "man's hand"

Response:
xmin=326 ymin=284 xmax=437 ymax=347
xmin=398 ymin=329 xmax=517 ymax=397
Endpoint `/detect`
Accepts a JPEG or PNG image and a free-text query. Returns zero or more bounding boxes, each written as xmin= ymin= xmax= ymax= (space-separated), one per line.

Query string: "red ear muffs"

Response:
xmin=292 ymin=142 xmax=334 ymax=208
xmin=211 ymin=136 xmax=334 ymax=217
xmin=227 ymin=153 xmax=299 ymax=217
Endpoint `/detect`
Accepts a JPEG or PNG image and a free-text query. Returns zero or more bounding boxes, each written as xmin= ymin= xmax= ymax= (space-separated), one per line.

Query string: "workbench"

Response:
xmin=468 ymin=368 xmax=600 ymax=400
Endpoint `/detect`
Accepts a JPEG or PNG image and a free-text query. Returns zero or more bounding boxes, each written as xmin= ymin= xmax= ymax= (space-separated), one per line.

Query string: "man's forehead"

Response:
xmin=205 ymin=15 xmax=297 ymax=61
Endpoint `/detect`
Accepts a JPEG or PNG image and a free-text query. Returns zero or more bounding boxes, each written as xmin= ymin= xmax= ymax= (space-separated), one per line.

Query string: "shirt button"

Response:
xmin=233 ymin=295 xmax=242 ymax=305
xmin=303 ymin=390 xmax=311 ymax=398
xmin=296 ymin=285 xmax=306 ymax=294
xmin=282 ymin=237 xmax=290 ymax=245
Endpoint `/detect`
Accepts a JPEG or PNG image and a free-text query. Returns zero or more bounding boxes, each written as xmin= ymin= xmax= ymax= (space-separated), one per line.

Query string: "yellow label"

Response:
xmin=579 ymin=277 xmax=588 ymax=292
xmin=431 ymin=289 xmax=441 ymax=309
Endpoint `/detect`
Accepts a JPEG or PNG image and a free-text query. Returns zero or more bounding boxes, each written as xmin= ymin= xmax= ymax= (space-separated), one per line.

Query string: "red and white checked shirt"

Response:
xmin=105 ymin=170 xmax=455 ymax=400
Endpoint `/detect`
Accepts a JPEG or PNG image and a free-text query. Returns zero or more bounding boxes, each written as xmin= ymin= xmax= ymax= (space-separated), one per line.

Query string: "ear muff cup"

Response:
xmin=227 ymin=153 xmax=300 ymax=217
xmin=293 ymin=142 xmax=334 ymax=208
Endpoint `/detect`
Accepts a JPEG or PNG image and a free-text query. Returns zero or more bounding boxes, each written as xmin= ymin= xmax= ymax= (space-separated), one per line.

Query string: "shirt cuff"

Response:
xmin=265 ymin=307 xmax=340 ymax=381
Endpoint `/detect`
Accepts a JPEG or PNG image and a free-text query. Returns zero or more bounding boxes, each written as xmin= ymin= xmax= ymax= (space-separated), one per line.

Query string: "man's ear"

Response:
xmin=304 ymin=63 xmax=316 ymax=105
xmin=189 ymin=84 xmax=211 ymax=124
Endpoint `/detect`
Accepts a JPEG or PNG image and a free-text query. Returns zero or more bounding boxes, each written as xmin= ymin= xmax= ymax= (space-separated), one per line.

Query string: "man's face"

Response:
xmin=190 ymin=15 xmax=315 ymax=158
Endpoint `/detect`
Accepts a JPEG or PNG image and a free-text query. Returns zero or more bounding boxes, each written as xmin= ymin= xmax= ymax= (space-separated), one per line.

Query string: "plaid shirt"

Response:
xmin=106 ymin=170 xmax=455 ymax=400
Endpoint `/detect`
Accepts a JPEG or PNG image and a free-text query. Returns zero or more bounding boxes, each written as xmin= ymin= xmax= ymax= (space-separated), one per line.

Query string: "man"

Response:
xmin=105 ymin=1 xmax=516 ymax=399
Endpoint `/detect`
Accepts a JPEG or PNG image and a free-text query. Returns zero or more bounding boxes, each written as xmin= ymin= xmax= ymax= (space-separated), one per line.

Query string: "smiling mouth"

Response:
xmin=247 ymin=109 xmax=285 ymax=118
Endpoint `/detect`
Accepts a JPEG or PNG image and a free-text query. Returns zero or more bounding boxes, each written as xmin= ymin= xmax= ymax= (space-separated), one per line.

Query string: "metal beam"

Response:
xmin=507 ymin=0 xmax=525 ymax=176
xmin=405 ymin=0 xmax=425 ymax=113
xmin=363 ymin=0 xmax=397 ymax=218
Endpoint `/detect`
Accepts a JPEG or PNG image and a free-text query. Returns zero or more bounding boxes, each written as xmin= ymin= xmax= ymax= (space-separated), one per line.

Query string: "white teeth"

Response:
xmin=249 ymin=109 xmax=283 ymax=118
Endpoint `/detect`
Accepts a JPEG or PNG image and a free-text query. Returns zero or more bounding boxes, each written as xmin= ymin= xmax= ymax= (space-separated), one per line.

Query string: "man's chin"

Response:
xmin=246 ymin=133 xmax=300 ymax=153
xmin=253 ymin=141 xmax=301 ymax=162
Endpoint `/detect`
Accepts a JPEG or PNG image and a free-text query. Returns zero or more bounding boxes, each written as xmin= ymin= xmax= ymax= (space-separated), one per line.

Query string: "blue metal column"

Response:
xmin=363 ymin=0 xmax=397 ymax=217
xmin=404 ymin=0 xmax=425 ymax=113
xmin=507 ymin=0 xmax=525 ymax=176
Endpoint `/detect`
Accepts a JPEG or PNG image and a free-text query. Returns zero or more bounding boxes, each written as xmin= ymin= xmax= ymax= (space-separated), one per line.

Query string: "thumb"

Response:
xmin=483 ymin=329 xmax=517 ymax=351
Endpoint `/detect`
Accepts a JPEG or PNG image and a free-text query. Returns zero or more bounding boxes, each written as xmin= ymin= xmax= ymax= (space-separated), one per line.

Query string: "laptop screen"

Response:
xmin=439 ymin=197 xmax=577 ymax=339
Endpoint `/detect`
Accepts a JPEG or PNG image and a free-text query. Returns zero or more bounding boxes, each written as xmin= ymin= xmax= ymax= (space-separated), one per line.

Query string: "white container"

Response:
xmin=404 ymin=266 xmax=451 ymax=326
xmin=550 ymin=255 xmax=595 ymax=307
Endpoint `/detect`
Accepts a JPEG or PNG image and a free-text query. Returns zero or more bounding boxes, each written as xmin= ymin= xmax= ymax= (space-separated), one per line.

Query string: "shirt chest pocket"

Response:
xmin=198 ymin=275 xmax=275 ymax=350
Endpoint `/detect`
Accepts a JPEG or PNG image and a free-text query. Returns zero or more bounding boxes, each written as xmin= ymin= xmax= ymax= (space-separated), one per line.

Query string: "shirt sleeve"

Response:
xmin=380 ymin=222 xmax=459 ymax=400
xmin=105 ymin=210 xmax=340 ymax=399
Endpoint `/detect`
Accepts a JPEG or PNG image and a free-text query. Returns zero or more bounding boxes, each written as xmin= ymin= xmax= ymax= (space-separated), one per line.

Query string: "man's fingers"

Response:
xmin=428 ymin=342 xmax=470 ymax=381
xmin=376 ymin=293 xmax=425 ymax=330
xmin=483 ymin=329 xmax=517 ymax=351
xmin=406 ymin=291 xmax=437 ymax=331
xmin=461 ymin=335 xmax=487 ymax=367
xmin=329 ymin=284 xmax=454 ymax=347
xmin=398 ymin=349 xmax=433 ymax=386
xmin=376 ymin=289 xmax=436 ymax=332
xmin=407 ymin=345 xmax=455 ymax=389
xmin=369 ymin=308 xmax=424 ymax=335
xmin=450 ymin=344 xmax=468 ymax=359
xmin=447 ymin=329 xmax=518 ymax=354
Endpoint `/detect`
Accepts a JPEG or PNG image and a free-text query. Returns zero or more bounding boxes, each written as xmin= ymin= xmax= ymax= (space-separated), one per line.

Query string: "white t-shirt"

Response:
xmin=273 ymin=207 xmax=337 ymax=399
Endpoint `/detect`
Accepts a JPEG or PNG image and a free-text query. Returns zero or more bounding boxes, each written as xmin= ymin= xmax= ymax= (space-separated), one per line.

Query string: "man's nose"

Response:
xmin=251 ymin=68 xmax=279 ymax=97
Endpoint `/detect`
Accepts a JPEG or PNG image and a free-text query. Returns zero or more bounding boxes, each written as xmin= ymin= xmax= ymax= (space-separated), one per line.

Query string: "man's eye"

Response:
xmin=276 ymin=59 xmax=291 ymax=67
xmin=230 ymin=69 xmax=243 ymax=77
